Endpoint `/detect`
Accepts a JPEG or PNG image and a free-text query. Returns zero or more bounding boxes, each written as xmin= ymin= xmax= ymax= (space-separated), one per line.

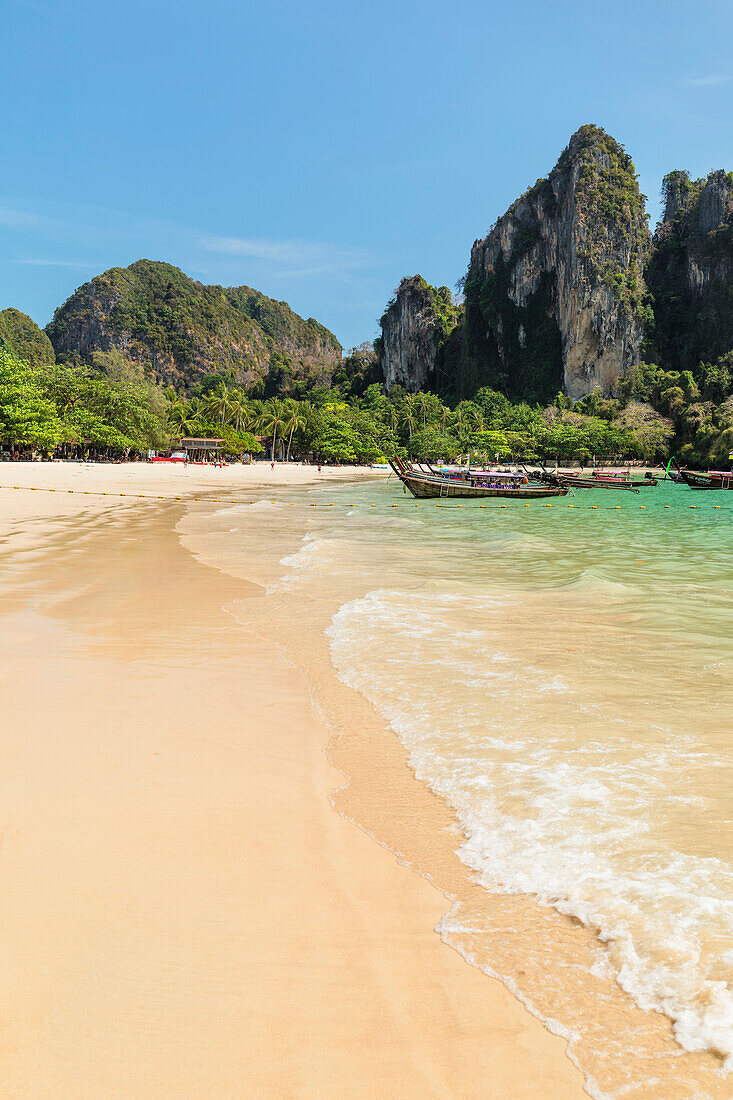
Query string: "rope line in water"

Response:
xmin=0 ymin=484 xmax=729 ymax=513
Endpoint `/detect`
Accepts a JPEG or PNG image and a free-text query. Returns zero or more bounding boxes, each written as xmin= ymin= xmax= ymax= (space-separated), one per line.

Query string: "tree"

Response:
xmin=469 ymin=429 xmax=510 ymax=461
xmin=400 ymin=394 xmax=420 ymax=439
xmin=386 ymin=403 xmax=400 ymax=431
xmin=407 ymin=428 xmax=458 ymax=462
xmin=310 ymin=414 xmax=358 ymax=463
xmin=202 ymin=381 xmax=233 ymax=428
xmin=256 ymin=398 xmax=288 ymax=460
xmin=415 ymin=392 xmax=432 ymax=428
xmin=451 ymin=401 xmax=484 ymax=449
xmin=0 ymin=348 xmax=61 ymax=449
xmin=168 ymin=398 xmax=200 ymax=435
xmin=282 ymin=401 xmax=307 ymax=461
xmin=228 ymin=392 xmax=251 ymax=434
xmin=349 ymin=408 xmax=384 ymax=461
xmin=474 ymin=387 xmax=511 ymax=425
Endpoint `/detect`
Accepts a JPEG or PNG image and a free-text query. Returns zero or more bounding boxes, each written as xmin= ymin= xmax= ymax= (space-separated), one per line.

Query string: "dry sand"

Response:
xmin=0 ymin=462 xmax=586 ymax=1098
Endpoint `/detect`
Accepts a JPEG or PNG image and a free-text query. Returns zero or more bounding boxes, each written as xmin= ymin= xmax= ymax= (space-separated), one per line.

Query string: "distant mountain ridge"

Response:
xmin=45 ymin=259 xmax=341 ymax=393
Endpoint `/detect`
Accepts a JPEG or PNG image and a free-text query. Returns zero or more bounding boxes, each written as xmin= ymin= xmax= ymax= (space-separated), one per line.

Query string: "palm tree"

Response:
xmin=282 ymin=402 xmax=307 ymax=462
xmin=452 ymin=404 xmax=484 ymax=439
xmin=255 ymin=398 xmax=288 ymax=461
xmin=401 ymin=394 xmax=419 ymax=439
xmin=167 ymin=399 xmax=198 ymax=436
xmin=202 ymin=382 xmax=232 ymax=428
xmin=229 ymin=392 xmax=251 ymax=434
xmin=187 ymin=396 xmax=205 ymax=431
xmin=450 ymin=404 xmax=485 ymax=464
xmin=467 ymin=407 xmax=485 ymax=433
xmin=416 ymin=392 xmax=432 ymax=428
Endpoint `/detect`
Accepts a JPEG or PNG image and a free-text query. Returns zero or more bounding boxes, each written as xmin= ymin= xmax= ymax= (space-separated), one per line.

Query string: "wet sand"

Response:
xmin=0 ymin=464 xmax=585 ymax=1098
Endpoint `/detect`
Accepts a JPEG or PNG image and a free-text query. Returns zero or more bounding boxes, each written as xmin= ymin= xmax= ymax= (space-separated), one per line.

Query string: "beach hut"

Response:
xmin=177 ymin=437 xmax=225 ymax=462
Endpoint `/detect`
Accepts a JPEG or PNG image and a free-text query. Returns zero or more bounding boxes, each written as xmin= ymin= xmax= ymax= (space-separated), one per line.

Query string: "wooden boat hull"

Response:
xmin=387 ymin=457 xmax=568 ymax=499
xmin=397 ymin=473 xmax=568 ymax=499
xmin=680 ymin=470 xmax=733 ymax=490
xmin=558 ymin=477 xmax=639 ymax=491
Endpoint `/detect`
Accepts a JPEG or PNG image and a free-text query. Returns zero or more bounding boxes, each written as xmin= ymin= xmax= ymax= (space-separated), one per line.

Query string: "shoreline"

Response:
xmin=0 ymin=463 xmax=586 ymax=1097
xmin=178 ymin=471 xmax=732 ymax=1098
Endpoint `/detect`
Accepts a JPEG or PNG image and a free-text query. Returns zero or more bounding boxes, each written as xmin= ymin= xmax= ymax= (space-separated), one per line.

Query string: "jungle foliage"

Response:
xmin=3 ymin=339 xmax=732 ymax=466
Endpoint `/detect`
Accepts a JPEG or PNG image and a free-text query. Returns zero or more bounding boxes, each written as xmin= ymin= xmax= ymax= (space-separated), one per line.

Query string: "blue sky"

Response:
xmin=2 ymin=0 xmax=731 ymax=351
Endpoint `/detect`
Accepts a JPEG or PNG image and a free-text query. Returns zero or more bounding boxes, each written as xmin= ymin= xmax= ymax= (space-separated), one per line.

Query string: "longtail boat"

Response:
xmin=669 ymin=457 xmax=733 ymax=490
xmin=535 ymin=467 xmax=644 ymax=492
xmin=679 ymin=468 xmax=733 ymax=490
xmin=590 ymin=470 xmax=658 ymax=487
xmin=388 ymin=457 xmax=569 ymax=499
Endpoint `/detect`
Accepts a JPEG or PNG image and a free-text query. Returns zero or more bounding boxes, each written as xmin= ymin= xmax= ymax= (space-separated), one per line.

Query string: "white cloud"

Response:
xmin=0 ymin=206 xmax=47 ymax=228
xmin=684 ymin=74 xmax=730 ymax=87
xmin=197 ymin=233 xmax=368 ymax=275
xmin=6 ymin=0 xmax=53 ymax=11
xmin=12 ymin=259 xmax=96 ymax=270
xmin=0 ymin=196 xmax=374 ymax=284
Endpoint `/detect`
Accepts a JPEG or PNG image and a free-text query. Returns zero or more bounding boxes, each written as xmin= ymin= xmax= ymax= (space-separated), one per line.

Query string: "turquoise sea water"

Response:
xmin=210 ymin=476 xmax=733 ymax=1095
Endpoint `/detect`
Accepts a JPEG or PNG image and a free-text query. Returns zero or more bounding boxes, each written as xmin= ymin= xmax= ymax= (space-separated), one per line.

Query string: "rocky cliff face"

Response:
xmin=0 ymin=308 xmax=55 ymax=367
xmin=46 ymin=260 xmax=341 ymax=393
xmin=646 ymin=170 xmax=733 ymax=372
xmin=380 ymin=276 xmax=460 ymax=392
xmin=458 ymin=125 xmax=651 ymax=401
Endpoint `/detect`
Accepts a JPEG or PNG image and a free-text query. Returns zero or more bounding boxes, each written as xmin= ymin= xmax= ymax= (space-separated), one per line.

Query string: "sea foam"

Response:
xmin=327 ymin=587 xmax=733 ymax=1069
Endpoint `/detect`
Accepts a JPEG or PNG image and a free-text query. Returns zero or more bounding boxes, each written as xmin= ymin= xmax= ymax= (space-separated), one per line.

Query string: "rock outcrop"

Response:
xmin=458 ymin=125 xmax=652 ymax=401
xmin=646 ymin=170 xmax=733 ymax=372
xmin=0 ymin=308 xmax=55 ymax=367
xmin=46 ymin=259 xmax=341 ymax=393
xmin=380 ymin=276 xmax=460 ymax=392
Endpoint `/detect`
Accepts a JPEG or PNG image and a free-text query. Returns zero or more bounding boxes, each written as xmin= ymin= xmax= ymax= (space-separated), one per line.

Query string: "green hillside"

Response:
xmin=0 ymin=308 xmax=55 ymax=367
xmin=46 ymin=259 xmax=341 ymax=394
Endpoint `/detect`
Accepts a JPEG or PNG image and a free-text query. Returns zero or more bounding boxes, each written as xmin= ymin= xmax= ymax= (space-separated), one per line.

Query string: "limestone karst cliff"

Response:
xmin=46 ymin=259 xmax=341 ymax=393
xmin=379 ymin=126 xmax=653 ymax=402
xmin=458 ymin=125 xmax=652 ymax=401
xmin=379 ymin=276 xmax=460 ymax=392
xmin=645 ymin=169 xmax=733 ymax=373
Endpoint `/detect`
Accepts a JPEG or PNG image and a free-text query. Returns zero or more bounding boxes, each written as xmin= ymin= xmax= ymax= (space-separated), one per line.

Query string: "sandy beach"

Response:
xmin=0 ymin=462 xmax=586 ymax=1099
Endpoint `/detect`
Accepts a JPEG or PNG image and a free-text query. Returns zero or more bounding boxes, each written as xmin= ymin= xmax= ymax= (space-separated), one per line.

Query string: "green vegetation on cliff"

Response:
xmin=421 ymin=279 xmax=461 ymax=338
xmin=380 ymin=275 xmax=463 ymax=393
xmin=0 ymin=308 xmax=55 ymax=368
xmin=645 ymin=170 xmax=733 ymax=374
xmin=459 ymin=170 xmax=565 ymax=404
xmin=380 ymin=277 xmax=460 ymax=334
xmin=565 ymin=125 xmax=650 ymax=312
xmin=46 ymin=260 xmax=341 ymax=394
xmin=461 ymin=261 xmax=563 ymax=403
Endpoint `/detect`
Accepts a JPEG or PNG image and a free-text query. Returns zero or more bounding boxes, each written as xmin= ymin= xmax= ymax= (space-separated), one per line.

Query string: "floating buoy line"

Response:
xmin=0 ymin=484 xmax=729 ymax=513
